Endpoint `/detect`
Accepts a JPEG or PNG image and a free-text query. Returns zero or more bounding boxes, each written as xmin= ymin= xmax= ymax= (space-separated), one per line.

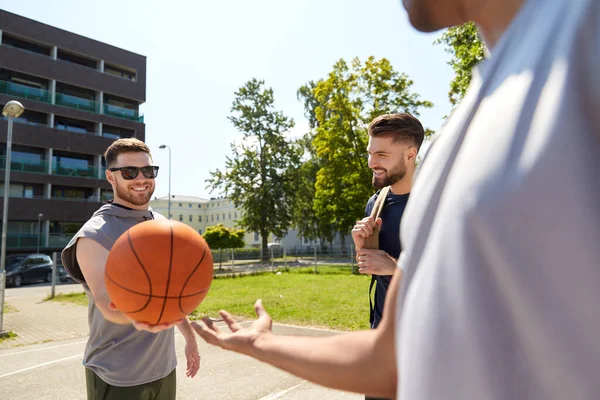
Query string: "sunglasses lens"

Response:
xmin=141 ymin=166 xmax=158 ymax=179
xmin=120 ymin=167 xmax=139 ymax=180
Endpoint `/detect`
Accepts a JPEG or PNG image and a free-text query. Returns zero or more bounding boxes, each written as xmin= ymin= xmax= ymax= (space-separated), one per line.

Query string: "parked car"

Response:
xmin=5 ymin=253 xmax=67 ymax=287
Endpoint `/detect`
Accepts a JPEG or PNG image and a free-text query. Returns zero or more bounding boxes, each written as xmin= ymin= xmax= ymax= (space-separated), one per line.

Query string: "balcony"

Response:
xmin=103 ymin=103 xmax=144 ymax=122
xmin=6 ymin=233 xmax=45 ymax=249
xmin=0 ymin=80 xmax=144 ymax=123
xmin=0 ymin=80 xmax=51 ymax=103
xmin=52 ymin=163 xmax=100 ymax=179
xmin=48 ymin=234 xmax=72 ymax=248
xmin=0 ymin=156 xmax=48 ymax=174
xmin=55 ymin=92 xmax=99 ymax=113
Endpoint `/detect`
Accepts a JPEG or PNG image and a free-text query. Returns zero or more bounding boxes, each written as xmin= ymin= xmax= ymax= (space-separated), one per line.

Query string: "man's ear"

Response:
xmin=106 ymin=169 xmax=115 ymax=184
xmin=406 ymin=146 xmax=418 ymax=162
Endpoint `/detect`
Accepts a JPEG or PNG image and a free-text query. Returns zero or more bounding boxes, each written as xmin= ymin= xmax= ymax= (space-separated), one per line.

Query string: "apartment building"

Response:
xmin=0 ymin=10 xmax=146 ymax=253
xmin=150 ymin=195 xmax=276 ymax=247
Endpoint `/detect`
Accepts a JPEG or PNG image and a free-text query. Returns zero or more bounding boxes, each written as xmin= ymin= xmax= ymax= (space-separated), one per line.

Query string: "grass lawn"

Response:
xmin=48 ymin=265 xmax=372 ymax=331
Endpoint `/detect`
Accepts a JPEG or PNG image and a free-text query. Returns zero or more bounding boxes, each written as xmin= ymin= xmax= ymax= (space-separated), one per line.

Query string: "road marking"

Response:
xmin=0 ymin=340 xmax=87 ymax=357
xmin=0 ymin=354 xmax=82 ymax=379
xmin=257 ymin=381 xmax=307 ymax=400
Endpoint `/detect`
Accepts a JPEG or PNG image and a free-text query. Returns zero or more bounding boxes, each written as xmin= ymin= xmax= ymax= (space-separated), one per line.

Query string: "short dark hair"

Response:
xmin=104 ymin=138 xmax=152 ymax=167
xmin=368 ymin=113 xmax=425 ymax=150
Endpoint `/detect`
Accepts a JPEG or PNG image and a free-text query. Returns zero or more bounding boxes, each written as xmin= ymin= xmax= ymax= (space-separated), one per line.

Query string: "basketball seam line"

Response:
xmin=103 ymin=230 xmax=154 ymax=314
xmin=155 ymin=222 xmax=174 ymax=325
xmin=104 ymin=273 xmax=210 ymax=299
xmin=178 ymin=245 xmax=208 ymax=315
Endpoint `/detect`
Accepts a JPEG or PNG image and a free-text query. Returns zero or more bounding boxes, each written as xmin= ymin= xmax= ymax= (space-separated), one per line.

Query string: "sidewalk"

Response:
xmin=1 ymin=284 xmax=88 ymax=349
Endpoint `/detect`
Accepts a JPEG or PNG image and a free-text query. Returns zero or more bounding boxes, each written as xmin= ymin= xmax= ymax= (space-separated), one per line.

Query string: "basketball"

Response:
xmin=104 ymin=219 xmax=213 ymax=325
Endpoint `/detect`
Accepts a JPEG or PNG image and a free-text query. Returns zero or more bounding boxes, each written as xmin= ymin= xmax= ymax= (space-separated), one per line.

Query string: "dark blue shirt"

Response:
xmin=364 ymin=190 xmax=409 ymax=328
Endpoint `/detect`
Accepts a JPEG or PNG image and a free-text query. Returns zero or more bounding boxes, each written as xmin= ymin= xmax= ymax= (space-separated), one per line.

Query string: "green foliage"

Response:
xmin=297 ymin=57 xmax=433 ymax=242
xmin=0 ymin=331 xmax=17 ymax=342
xmin=204 ymin=224 xmax=245 ymax=269
xmin=435 ymin=22 xmax=486 ymax=106
xmin=207 ymin=79 xmax=303 ymax=258
xmin=203 ymin=224 xmax=245 ymax=250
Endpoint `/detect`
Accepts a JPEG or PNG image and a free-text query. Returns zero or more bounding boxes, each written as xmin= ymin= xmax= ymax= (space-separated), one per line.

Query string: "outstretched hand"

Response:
xmin=191 ymin=299 xmax=273 ymax=356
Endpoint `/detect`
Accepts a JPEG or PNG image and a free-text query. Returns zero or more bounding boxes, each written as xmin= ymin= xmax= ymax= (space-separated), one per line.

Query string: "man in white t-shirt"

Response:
xmin=192 ymin=1 xmax=600 ymax=398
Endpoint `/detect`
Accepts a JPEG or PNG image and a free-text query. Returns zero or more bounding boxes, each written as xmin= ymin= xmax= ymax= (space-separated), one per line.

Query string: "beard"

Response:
xmin=372 ymin=163 xmax=406 ymax=189
xmin=114 ymin=181 xmax=155 ymax=206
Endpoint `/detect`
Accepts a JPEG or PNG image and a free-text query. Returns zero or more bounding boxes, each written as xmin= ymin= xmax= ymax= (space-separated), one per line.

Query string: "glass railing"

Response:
xmin=55 ymin=93 xmax=99 ymax=113
xmin=0 ymin=155 xmax=49 ymax=174
xmin=0 ymin=116 xmax=49 ymax=127
xmin=103 ymin=103 xmax=144 ymax=122
xmin=51 ymin=195 xmax=100 ymax=202
xmin=0 ymin=80 xmax=144 ymax=124
xmin=48 ymin=234 xmax=72 ymax=248
xmin=0 ymin=80 xmax=51 ymax=103
xmin=52 ymin=163 xmax=100 ymax=179
xmin=55 ymin=125 xmax=96 ymax=135
xmin=6 ymin=233 xmax=44 ymax=249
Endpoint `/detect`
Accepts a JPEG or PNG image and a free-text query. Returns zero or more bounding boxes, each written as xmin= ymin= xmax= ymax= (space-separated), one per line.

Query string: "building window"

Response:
xmin=254 ymin=232 xmax=259 ymax=242
xmin=169 ymin=213 xmax=172 ymax=219
xmin=217 ymin=214 xmax=220 ymax=221
xmin=228 ymin=212 xmax=231 ymax=220
xmin=198 ymin=215 xmax=202 ymax=222
xmin=198 ymin=229 xmax=202 ymax=234
xmin=189 ymin=215 xmax=192 ymax=222
xmin=198 ymin=204 xmax=201 ymax=208
xmin=189 ymin=203 xmax=192 ymax=208
xmin=234 ymin=212 xmax=238 ymax=219
xmin=222 ymin=213 xmax=225 ymax=220
xmin=179 ymin=215 xmax=183 ymax=222
xmin=211 ymin=215 xmax=214 ymax=222
xmin=179 ymin=203 xmax=182 ymax=207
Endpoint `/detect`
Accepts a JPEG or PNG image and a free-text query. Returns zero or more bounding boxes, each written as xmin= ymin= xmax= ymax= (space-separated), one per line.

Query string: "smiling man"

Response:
xmin=61 ymin=138 xmax=200 ymax=400
xmin=351 ymin=114 xmax=423 ymax=327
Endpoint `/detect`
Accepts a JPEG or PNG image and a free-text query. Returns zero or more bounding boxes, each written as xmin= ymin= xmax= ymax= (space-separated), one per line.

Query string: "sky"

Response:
xmin=0 ymin=0 xmax=454 ymax=199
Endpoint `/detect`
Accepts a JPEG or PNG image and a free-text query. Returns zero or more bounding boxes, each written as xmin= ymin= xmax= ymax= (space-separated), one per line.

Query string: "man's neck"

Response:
xmin=390 ymin=174 xmax=413 ymax=195
xmin=468 ymin=0 xmax=525 ymax=49
xmin=112 ymin=199 xmax=149 ymax=211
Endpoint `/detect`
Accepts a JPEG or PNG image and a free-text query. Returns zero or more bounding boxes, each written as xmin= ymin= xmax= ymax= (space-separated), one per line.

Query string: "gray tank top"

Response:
xmin=62 ymin=203 xmax=177 ymax=387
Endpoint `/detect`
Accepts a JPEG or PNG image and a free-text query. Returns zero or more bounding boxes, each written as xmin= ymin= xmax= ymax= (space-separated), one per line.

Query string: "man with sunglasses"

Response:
xmin=62 ymin=138 xmax=200 ymax=400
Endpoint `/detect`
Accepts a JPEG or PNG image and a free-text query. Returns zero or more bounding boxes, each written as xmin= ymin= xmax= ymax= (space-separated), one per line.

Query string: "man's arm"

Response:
xmin=193 ymin=268 xmax=403 ymax=398
xmin=76 ymin=237 xmax=130 ymax=324
xmin=177 ymin=317 xmax=201 ymax=378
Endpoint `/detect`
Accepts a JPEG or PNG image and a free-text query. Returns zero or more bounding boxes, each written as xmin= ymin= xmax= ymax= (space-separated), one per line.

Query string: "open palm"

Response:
xmin=192 ymin=299 xmax=273 ymax=356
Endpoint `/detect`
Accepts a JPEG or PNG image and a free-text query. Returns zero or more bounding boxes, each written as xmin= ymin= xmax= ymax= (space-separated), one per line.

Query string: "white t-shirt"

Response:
xmin=396 ymin=0 xmax=600 ymax=399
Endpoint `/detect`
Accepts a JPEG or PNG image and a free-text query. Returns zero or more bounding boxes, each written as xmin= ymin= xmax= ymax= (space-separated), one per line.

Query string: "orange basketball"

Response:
xmin=105 ymin=219 xmax=213 ymax=325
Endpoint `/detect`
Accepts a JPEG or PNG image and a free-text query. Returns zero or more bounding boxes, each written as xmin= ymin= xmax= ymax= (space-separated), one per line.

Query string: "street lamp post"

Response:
xmin=36 ymin=213 xmax=43 ymax=254
xmin=0 ymin=100 xmax=25 ymax=336
xmin=159 ymin=145 xmax=171 ymax=219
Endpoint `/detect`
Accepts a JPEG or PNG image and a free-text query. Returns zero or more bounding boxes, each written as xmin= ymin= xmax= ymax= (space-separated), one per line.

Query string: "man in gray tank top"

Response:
xmin=189 ymin=1 xmax=600 ymax=399
xmin=62 ymin=138 xmax=200 ymax=400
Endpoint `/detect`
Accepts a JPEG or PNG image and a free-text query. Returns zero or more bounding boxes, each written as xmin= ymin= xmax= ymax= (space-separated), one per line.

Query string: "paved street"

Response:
xmin=0 ymin=283 xmax=361 ymax=400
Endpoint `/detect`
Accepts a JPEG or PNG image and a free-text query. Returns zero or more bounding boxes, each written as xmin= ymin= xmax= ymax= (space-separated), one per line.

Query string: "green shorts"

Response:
xmin=85 ymin=368 xmax=176 ymax=400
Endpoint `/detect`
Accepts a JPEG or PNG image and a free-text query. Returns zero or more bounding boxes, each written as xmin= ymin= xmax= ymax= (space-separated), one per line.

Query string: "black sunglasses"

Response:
xmin=108 ymin=166 xmax=159 ymax=180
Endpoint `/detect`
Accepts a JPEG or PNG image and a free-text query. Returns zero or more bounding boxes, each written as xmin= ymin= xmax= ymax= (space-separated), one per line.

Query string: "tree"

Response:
xmin=298 ymin=57 xmax=433 ymax=247
xmin=207 ymin=79 xmax=303 ymax=260
xmin=203 ymin=224 xmax=245 ymax=269
xmin=435 ymin=22 xmax=486 ymax=107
